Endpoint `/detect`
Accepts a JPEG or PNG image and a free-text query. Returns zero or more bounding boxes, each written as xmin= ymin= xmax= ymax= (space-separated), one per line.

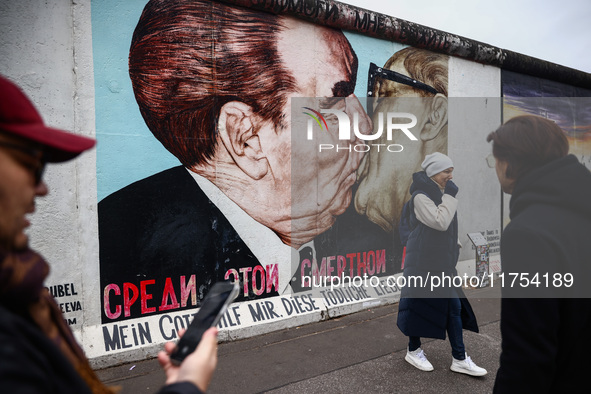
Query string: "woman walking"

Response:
xmin=397 ymin=152 xmax=487 ymax=376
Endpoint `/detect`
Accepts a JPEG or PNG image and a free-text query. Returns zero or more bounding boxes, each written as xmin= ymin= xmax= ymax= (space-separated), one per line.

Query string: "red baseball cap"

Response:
xmin=0 ymin=75 xmax=96 ymax=162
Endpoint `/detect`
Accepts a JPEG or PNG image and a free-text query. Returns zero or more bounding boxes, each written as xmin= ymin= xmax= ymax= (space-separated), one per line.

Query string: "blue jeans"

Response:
xmin=408 ymin=296 xmax=465 ymax=360
xmin=447 ymin=295 xmax=465 ymax=360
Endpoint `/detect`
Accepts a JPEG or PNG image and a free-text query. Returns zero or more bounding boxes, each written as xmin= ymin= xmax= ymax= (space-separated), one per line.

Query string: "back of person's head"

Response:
xmin=487 ymin=115 xmax=569 ymax=180
xmin=129 ymin=0 xmax=296 ymax=168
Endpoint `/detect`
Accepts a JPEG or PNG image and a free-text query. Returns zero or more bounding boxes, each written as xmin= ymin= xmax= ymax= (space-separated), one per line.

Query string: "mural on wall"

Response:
xmin=300 ymin=47 xmax=450 ymax=286
xmin=500 ymin=70 xmax=591 ymax=227
xmin=502 ymin=70 xmax=591 ymax=158
xmin=354 ymin=48 xmax=449 ymax=253
xmin=93 ymin=0 xmax=450 ymax=338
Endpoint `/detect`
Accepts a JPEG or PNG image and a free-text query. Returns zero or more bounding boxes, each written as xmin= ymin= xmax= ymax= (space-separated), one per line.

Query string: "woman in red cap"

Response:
xmin=0 ymin=75 xmax=217 ymax=394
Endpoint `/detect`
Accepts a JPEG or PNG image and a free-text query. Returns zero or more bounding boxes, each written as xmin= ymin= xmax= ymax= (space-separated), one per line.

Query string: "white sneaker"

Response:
xmin=405 ymin=348 xmax=434 ymax=371
xmin=450 ymin=353 xmax=487 ymax=376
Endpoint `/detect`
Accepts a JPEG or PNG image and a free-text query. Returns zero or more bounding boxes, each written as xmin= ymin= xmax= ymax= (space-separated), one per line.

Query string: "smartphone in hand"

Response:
xmin=170 ymin=280 xmax=239 ymax=365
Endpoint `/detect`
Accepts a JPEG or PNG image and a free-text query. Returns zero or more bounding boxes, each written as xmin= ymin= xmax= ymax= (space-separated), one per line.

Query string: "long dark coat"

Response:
xmin=397 ymin=171 xmax=478 ymax=340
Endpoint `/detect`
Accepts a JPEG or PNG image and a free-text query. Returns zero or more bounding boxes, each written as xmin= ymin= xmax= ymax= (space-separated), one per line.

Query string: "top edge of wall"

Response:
xmin=218 ymin=0 xmax=591 ymax=90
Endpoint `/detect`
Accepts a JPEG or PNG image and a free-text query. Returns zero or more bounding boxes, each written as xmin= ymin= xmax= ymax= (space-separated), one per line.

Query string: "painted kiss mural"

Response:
xmin=95 ymin=0 xmax=449 ymax=326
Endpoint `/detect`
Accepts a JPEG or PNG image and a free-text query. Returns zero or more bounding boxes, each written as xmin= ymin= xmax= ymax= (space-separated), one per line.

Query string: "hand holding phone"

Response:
xmin=170 ymin=280 xmax=239 ymax=365
xmin=158 ymin=326 xmax=218 ymax=391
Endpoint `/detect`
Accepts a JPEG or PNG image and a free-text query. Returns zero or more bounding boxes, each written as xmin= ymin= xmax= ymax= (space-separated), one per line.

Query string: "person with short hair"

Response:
xmin=0 ymin=75 xmax=217 ymax=394
xmin=99 ymin=0 xmax=372 ymax=316
xmin=488 ymin=115 xmax=591 ymax=392
xmin=397 ymin=152 xmax=487 ymax=376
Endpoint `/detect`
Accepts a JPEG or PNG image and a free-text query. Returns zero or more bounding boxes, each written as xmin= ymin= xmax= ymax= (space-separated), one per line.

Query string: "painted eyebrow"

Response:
xmin=332 ymin=80 xmax=355 ymax=97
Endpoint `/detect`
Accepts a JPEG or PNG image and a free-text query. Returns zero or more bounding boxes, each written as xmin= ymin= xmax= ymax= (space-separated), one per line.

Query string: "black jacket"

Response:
xmin=98 ymin=166 xmax=278 ymax=323
xmin=494 ymin=155 xmax=591 ymax=393
xmin=0 ymin=305 xmax=93 ymax=393
xmin=0 ymin=305 xmax=204 ymax=394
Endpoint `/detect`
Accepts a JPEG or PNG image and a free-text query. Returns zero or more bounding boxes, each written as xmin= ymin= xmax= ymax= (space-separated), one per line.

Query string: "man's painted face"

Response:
xmin=268 ymin=19 xmax=371 ymax=244
xmin=354 ymin=58 xmax=433 ymax=232
xmin=0 ymin=134 xmax=48 ymax=251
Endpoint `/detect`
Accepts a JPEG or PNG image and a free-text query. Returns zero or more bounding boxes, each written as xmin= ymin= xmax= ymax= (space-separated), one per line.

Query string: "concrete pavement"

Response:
xmin=96 ymin=286 xmax=501 ymax=393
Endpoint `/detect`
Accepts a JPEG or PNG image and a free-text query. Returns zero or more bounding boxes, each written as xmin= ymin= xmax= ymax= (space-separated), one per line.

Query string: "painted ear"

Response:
xmin=217 ymin=101 xmax=269 ymax=180
xmin=420 ymin=94 xmax=448 ymax=141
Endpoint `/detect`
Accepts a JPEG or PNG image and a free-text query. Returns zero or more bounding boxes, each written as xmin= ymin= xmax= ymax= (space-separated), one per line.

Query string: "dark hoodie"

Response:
xmin=494 ymin=154 xmax=591 ymax=393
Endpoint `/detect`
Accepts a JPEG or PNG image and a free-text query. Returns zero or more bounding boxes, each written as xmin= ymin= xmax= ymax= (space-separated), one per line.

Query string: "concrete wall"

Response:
xmin=1 ymin=0 xmax=589 ymax=368
xmin=0 ymin=0 xmax=99 ymax=338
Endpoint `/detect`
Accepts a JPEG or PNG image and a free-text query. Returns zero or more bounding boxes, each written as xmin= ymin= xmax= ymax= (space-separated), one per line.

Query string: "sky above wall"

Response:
xmin=340 ymin=0 xmax=591 ymax=74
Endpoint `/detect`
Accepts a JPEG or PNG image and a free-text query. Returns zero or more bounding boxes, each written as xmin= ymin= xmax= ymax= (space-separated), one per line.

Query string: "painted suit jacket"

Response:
xmin=98 ymin=166 xmax=279 ymax=324
xmin=98 ymin=166 xmax=398 ymax=324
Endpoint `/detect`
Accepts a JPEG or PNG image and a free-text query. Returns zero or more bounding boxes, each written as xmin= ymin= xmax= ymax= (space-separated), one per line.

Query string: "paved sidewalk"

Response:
xmin=97 ymin=286 xmax=501 ymax=393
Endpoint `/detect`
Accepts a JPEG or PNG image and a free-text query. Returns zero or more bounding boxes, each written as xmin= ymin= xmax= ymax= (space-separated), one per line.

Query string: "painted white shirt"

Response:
xmin=186 ymin=169 xmax=310 ymax=294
